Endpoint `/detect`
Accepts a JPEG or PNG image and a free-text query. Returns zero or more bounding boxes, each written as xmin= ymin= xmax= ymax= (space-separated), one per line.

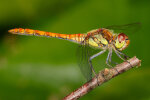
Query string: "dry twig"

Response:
xmin=63 ymin=56 xmax=141 ymax=100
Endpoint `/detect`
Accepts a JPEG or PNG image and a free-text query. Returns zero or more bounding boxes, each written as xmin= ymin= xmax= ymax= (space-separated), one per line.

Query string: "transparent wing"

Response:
xmin=77 ymin=40 xmax=92 ymax=81
xmin=106 ymin=22 xmax=141 ymax=34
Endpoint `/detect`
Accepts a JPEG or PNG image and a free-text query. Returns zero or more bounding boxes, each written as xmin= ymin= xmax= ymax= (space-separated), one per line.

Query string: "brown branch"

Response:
xmin=63 ymin=56 xmax=141 ymax=100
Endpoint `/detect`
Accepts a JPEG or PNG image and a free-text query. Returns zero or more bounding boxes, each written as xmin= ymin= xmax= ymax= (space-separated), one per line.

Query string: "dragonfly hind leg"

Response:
xmin=114 ymin=50 xmax=126 ymax=61
xmin=89 ymin=50 xmax=106 ymax=75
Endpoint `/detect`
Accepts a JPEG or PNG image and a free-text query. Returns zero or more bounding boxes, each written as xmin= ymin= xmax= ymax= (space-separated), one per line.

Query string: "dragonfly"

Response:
xmin=8 ymin=23 xmax=140 ymax=81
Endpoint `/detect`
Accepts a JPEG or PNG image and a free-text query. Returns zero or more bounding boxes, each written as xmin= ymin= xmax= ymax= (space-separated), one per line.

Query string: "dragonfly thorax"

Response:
xmin=86 ymin=33 xmax=109 ymax=49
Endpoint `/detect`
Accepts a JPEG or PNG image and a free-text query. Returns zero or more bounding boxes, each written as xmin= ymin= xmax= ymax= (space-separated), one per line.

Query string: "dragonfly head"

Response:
xmin=114 ymin=33 xmax=130 ymax=51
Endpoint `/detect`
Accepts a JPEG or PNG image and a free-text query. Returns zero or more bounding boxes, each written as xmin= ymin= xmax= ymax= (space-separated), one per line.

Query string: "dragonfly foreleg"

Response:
xmin=117 ymin=50 xmax=130 ymax=60
xmin=89 ymin=50 xmax=106 ymax=75
xmin=114 ymin=49 xmax=133 ymax=67
xmin=114 ymin=49 xmax=125 ymax=61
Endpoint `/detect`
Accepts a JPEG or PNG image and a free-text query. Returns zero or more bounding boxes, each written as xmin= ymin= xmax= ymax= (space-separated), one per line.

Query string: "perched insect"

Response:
xmin=8 ymin=23 xmax=140 ymax=81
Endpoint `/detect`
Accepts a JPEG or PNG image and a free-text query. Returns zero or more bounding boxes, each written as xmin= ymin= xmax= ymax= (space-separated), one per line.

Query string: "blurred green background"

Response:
xmin=0 ymin=0 xmax=149 ymax=100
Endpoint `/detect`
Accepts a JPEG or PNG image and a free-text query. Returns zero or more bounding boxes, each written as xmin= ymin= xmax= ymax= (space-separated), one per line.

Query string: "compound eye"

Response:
xmin=118 ymin=33 xmax=126 ymax=43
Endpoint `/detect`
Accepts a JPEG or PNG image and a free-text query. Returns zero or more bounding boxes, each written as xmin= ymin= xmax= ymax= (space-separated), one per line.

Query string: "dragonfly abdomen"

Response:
xmin=8 ymin=28 xmax=85 ymax=43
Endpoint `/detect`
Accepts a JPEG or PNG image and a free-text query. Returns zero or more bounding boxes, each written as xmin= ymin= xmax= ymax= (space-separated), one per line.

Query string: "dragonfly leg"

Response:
xmin=89 ymin=50 xmax=106 ymax=75
xmin=114 ymin=49 xmax=125 ymax=61
xmin=106 ymin=50 xmax=113 ymax=68
xmin=108 ymin=49 xmax=118 ymax=65
xmin=89 ymin=60 xmax=96 ymax=76
xmin=114 ymin=49 xmax=133 ymax=67
xmin=107 ymin=50 xmax=120 ymax=73
xmin=89 ymin=60 xmax=100 ymax=85
xmin=89 ymin=50 xmax=106 ymax=61
xmin=117 ymin=50 xmax=130 ymax=60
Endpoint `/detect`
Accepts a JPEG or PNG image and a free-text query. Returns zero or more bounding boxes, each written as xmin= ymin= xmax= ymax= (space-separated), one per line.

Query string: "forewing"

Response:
xmin=106 ymin=22 xmax=141 ymax=34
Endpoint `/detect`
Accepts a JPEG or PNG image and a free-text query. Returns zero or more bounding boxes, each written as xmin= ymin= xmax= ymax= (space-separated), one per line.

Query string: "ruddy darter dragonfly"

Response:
xmin=8 ymin=23 xmax=140 ymax=81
